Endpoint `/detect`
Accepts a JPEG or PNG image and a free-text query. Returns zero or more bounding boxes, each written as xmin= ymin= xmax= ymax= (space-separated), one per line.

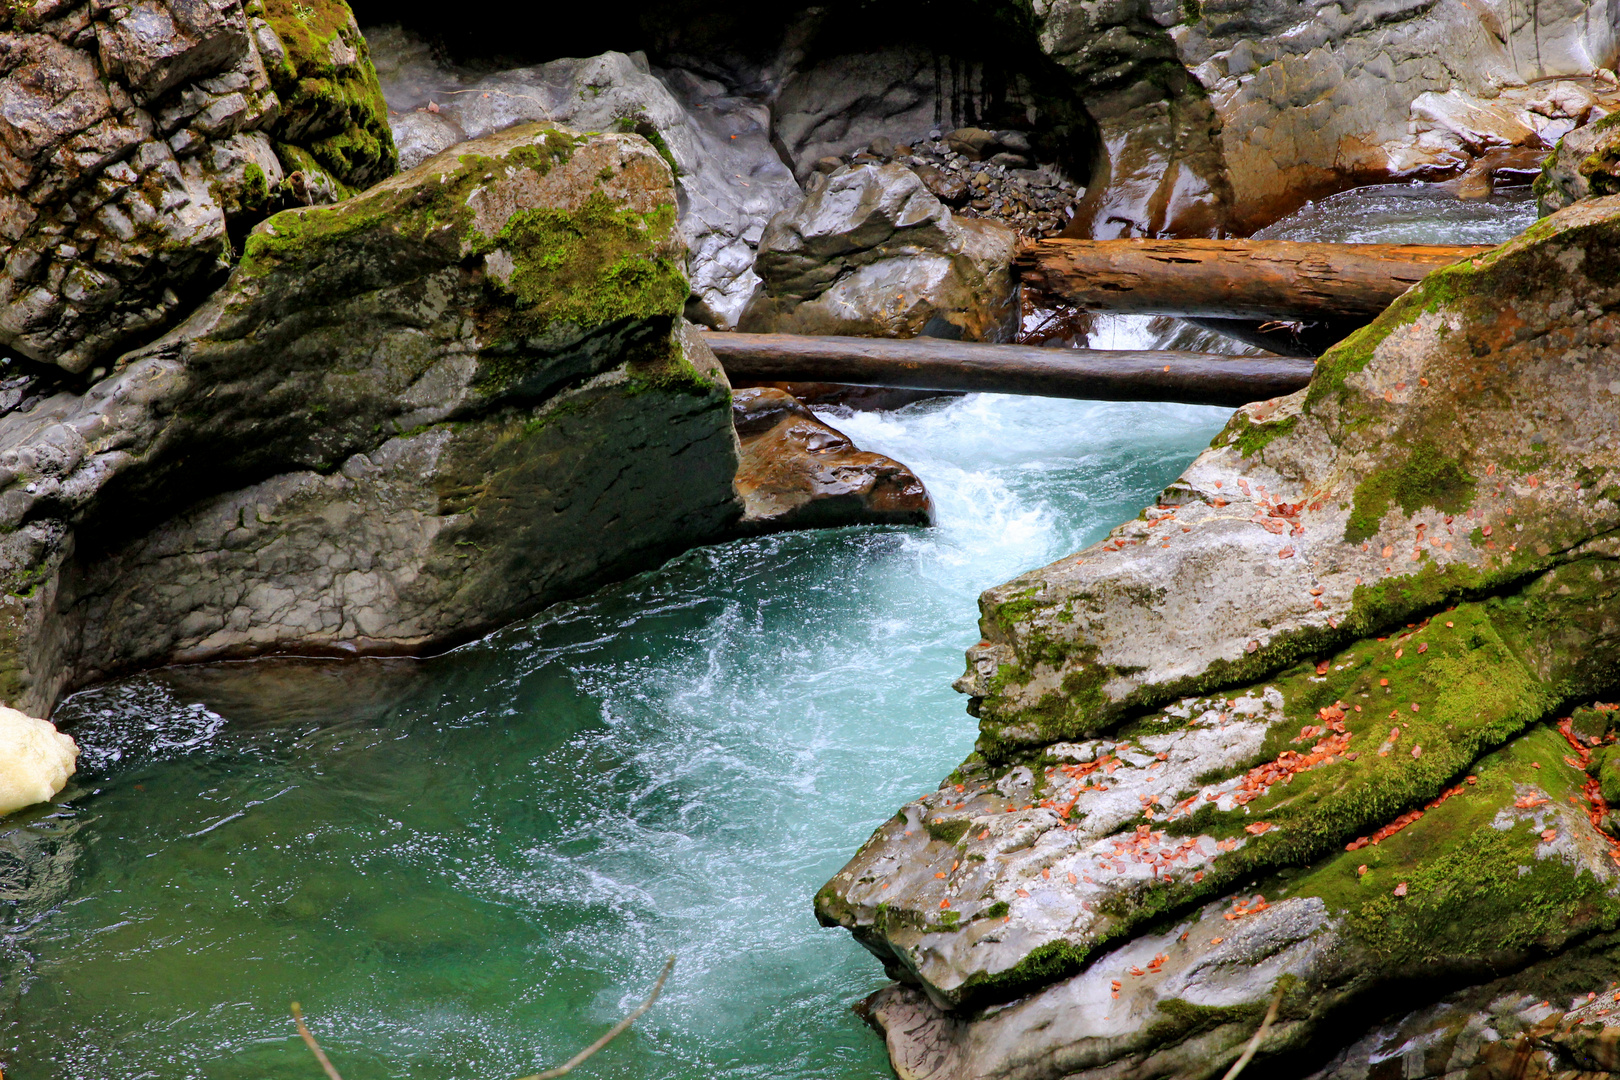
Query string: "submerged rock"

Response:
xmin=821 ymin=193 xmax=1620 ymax=1077
xmin=0 ymin=0 xmax=396 ymax=374
xmin=732 ymin=387 xmax=932 ymax=533
xmin=0 ymin=707 xmax=77 ymax=816
xmin=740 ymin=163 xmax=1018 ymax=342
xmin=0 ymin=122 xmax=742 ymax=715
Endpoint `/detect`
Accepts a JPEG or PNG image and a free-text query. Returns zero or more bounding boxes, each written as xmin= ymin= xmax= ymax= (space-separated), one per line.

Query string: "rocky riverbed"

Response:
xmin=9 ymin=0 xmax=1620 ymax=1077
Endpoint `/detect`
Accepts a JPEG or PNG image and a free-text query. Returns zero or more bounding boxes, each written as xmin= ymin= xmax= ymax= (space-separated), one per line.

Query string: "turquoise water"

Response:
xmin=0 ymin=394 xmax=1231 ymax=1080
xmin=0 ymin=181 xmax=1538 ymax=1080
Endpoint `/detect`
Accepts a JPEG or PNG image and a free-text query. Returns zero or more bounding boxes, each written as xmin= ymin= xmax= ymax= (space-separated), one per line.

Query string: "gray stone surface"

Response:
xmin=1167 ymin=0 xmax=1620 ymax=230
xmin=0 ymin=123 xmax=741 ymax=715
xmin=740 ymin=163 xmax=1018 ymax=341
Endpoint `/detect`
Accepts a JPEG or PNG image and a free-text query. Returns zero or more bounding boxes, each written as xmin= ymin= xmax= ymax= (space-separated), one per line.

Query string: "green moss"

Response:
xmin=490 ymin=193 xmax=682 ymax=335
xmin=1219 ymin=411 xmax=1299 ymax=459
xmin=260 ymin=0 xmax=397 ymax=190
xmin=926 ymin=817 xmax=972 ymax=844
xmin=1344 ymin=441 xmax=1476 ymax=544
xmin=1293 ymin=726 xmax=1620 ymax=962
xmin=613 ymin=117 xmax=680 ymax=176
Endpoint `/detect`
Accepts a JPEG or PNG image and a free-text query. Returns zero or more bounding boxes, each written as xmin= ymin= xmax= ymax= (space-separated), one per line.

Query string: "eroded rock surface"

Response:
xmin=732 ymin=387 xmax=932 ymax=533
xmin=740 ymin=163 xmax=1018 ymax=341
xmin=0 ymin=0 xmax=395 ymax=373
xmin=820 ymin=194 xmax=1620 ymax=1078
xmin=0 ymin=122 xmax=742 ymax=715
xmin=1538 ymin=111 xmax=1620 ymax=213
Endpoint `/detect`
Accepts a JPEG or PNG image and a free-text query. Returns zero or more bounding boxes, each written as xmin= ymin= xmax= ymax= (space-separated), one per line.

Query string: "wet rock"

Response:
xmin=911 ymin=164 xmax=969 ymax=206
xmin=1308 ymin=958 xmax=1620 ymax=1080
xmin=732 ymin=387 xmax=932 ymax=533
xmin=0 ymin=707 xmax=77 ymax=816
xmin=0 ymin=123 xmax=741 ymax=715
xmin=774 ymin=47 xmax=978 ymax=178
xmin=1537 ymin=114 xmax=1620 ymax=214
xmin=740 ymin=163 xmax=1018 ymax=342
xmin=0 ymin=0 xmax=396 ymax=374
xmin=820 ymin=194 xmax=1620 ymax=1078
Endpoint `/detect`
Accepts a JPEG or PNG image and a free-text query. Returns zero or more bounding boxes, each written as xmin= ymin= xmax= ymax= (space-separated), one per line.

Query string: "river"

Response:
xmin=0 ymin=184 xmax=1536 ymax=1080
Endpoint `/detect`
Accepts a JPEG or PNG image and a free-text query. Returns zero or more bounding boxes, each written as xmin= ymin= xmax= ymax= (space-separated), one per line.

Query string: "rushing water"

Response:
xmin=0 ymin=183 xmax=1538 ymax=1080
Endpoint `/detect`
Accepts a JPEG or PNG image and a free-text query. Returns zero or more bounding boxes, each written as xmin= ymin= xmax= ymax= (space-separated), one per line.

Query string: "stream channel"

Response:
xmin=0 ymin=186 xmax=1537 ymax=1080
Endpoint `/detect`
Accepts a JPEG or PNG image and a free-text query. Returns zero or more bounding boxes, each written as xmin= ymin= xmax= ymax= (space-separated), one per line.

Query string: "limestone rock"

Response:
xmin=732 ymin=387 xmax=932 ymax=533
xmin=740 ymin=163 xmax=1018 ymax=341
xmin=820 ymin=194 xmax=1620 ymax=1079
xmin=0 ymin=123 xmax=741 ymax=715
xmin=0 ymin=0 xmax=396 ymax=374
xmin=1537 ymin=113 xmax=1620 ymax=214
xmin=0 ymin=706 xmax=76 ymax=816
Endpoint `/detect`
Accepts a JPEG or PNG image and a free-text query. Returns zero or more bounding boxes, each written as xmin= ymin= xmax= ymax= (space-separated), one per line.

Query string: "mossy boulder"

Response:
xmin=819 ymin=194 xmax=1620 ymax=1078
xmin=253 ymin=0 xmax=397 ymax=194
xmin=0 ymin=123 xmax=739 ymax=714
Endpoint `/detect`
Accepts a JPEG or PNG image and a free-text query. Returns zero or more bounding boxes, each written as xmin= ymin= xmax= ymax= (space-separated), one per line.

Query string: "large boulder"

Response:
xmin=819 ymin=194 xmax=1620 ymax=1078
xmin=0 ymin=0 xmax=396 ymax=374
xmin=0 ymin=122 xmax=742 ymax=716
xmin=740 ymin=163 xmax=1018 ymax=341
xmin=365 ymin=33 xmax=803 ymax=329
xmin=0 ymin=706 xmax=76 ymax=816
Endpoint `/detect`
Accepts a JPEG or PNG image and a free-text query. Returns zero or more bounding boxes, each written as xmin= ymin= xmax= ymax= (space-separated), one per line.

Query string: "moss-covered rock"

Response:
xmin=820 ymin=192 xmax=1620 ymax=1079
xmin=254 ymin=0 xmax=397 ymax=193
xmin=0 ymin=123 xmax=739 ymax=714
xmin=1536 ymin=111 xmax=1620 ymax=216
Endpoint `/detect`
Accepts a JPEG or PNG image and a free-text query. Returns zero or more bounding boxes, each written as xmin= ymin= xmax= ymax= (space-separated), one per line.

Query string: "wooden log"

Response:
xmin=1017 ymin=239 xmax=1491 ymax=322
xmin=700 ymin=331 xmax=1316 ymax=408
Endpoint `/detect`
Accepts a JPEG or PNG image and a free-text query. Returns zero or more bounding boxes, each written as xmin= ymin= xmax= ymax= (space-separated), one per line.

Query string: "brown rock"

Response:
xmin=732 ymin=387 xmax=933 ymax=533
xmin=946 ymin=127 xmax=998 ymax=161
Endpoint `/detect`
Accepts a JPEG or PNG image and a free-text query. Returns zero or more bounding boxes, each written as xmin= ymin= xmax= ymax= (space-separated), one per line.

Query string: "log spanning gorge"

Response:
xmin=5 ymin=0 xmax=1620 ymax=1076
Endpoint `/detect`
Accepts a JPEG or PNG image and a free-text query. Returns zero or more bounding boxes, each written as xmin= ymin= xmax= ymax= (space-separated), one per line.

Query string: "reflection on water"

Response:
xmin=0 ymin=394 xmax=1232 ymax=1080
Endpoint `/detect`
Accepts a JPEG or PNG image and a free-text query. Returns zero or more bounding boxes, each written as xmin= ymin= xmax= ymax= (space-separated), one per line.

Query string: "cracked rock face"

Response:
xmin=820 ymin=196 xmax=1620 ymax=1079
xmin=0 ymin=0 xmax=396 ymax=373
xmin=740 ymin=162 xmax=1018 ymax=341
xmin=0 ymin=123 xmax=741 ymax=716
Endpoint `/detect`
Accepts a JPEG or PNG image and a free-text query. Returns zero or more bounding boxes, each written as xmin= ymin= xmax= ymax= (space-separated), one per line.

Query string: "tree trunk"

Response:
xmin=1017 ymin=239 xmax=1490 ymax=322
xmin=701 ymin=332 xmax=1316 ymax=408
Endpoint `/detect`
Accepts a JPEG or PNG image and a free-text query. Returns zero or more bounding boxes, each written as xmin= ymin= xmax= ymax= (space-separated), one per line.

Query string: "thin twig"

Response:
xmin=517 ymin=955 xmax=678 ymax=1080
xmin=1220 ymin=983 xmax=1286 ymax=1080
xmin=290 ymin=1001 xmax=346 ymax=1080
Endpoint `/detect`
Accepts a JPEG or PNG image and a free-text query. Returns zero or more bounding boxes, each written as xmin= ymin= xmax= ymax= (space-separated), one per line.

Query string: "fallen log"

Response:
xmin=1018 ymin=239 xmax=1491 ymax=323
xmin=701 ymin=331 xmax=1315 ymax=408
